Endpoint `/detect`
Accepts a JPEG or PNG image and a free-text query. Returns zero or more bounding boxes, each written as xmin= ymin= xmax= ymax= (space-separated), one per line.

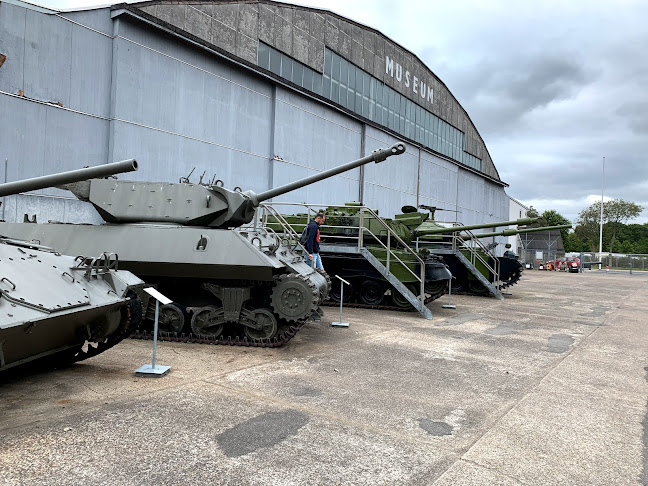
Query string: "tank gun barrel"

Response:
xmin=462 ymin=224 xmax=572 ymax=239
xmin=0 ymin=159 xmax=138 ymax=197
xmin=414 ymin=217 xmax=538 ymax=237
xmin=254 ymin=143 xmax=406 ymax=203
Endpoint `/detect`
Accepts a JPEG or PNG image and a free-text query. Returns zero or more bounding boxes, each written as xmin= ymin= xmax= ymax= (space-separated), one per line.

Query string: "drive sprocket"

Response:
xmin=271 ymin=273 xmax=318 ymax=322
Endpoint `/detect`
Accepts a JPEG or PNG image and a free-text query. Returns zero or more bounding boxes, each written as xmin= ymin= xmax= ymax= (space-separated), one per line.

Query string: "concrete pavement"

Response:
xmin=1 ymin=270 xmax=647 ymax=485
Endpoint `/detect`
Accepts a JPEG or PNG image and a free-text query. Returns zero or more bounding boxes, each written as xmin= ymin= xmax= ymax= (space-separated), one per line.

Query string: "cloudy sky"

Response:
xmin=41 ymin=0 xmax=648 ymax=224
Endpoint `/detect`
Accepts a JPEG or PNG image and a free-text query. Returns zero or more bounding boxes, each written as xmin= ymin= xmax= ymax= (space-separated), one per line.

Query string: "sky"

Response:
xmin=40 ymin=0 xmax=648 ymax=224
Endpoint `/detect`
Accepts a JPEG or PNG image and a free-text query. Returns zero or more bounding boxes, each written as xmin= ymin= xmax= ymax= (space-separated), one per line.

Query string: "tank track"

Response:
xmin=130 ymin=319 xmax=306 ymax=348
xmin=453 ymin=263 xmax=524 ymax=296
xmin=322 ymin=285 xmax=446 ymax=312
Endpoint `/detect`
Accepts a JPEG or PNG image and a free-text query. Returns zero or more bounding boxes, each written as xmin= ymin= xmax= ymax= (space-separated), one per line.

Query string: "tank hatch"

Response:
xmin=0 ymin=246 xmax=89 ymax=313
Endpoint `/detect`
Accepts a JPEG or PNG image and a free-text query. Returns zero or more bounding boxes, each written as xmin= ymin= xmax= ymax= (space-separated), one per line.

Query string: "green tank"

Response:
xmin=267 ymin=204 xmax=452 ymax=309
xmin=268 ymin=203 xmax=562 ymax=299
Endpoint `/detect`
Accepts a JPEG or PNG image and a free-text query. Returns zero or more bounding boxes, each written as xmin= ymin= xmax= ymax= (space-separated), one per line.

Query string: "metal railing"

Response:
xmin=249 ymin=202 xmax=428 ymax=309
xmin=450 ymin=229 xmax=501 ymax=288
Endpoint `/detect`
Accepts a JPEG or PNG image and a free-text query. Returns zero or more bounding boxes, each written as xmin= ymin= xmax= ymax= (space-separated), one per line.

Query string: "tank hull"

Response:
xmin=0 ymin=222 xmax=328 ymax=341
xmin=0 ymin=239 xmax=144 ymax=372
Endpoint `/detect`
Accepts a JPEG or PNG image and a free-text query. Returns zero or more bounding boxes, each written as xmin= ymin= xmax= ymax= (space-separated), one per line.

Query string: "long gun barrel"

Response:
xmin=461 ymin=224 xmax=573 ymax=239
xmin=414 ymin=217 xmax=539 ymax=237
xmin=65 ymin=144 xmax=406 ymax=228
xmin=0 ymin=159 xmax=138 ymax=197
xmin=252 ymin=144 xmax=405 ymax=203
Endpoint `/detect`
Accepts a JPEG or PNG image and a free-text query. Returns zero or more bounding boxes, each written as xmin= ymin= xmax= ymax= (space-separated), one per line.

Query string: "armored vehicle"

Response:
xmin=0 ymin=160 xmax=146 ymax=372
xmin=266 ymin=203 xmax=451 ymax=310
xmin=267 ymin=202 xmax=563 ymax=301
xmin=404 ymin=209 xmax=570 ymax=295
xmin=0 ymin=144 xmax=406 ymax=346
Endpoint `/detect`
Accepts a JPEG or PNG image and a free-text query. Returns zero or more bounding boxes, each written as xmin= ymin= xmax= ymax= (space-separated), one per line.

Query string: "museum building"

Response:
xmin=0 ymin=0 xmax=510 ymax=245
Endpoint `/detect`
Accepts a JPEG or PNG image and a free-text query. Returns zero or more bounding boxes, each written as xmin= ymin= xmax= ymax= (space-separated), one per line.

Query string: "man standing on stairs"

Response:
xmin=305 ymin=211 xmax=326 ymax=270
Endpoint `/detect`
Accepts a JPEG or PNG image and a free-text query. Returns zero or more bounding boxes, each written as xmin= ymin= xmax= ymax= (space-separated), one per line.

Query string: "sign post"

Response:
xmin=331 ymin=275 xmax=350 ymax=327
xmin=442 ymin=277 xmax=456 ymax=309
xmin=135 ymin=287 xmax=173 ymax=377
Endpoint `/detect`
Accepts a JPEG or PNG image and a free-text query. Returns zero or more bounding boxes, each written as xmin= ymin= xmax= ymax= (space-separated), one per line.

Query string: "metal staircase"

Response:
xmin=253 ymin=203 xmax=434 ymax=320
xmin=428 ymin=229 xmax=504 ymax=300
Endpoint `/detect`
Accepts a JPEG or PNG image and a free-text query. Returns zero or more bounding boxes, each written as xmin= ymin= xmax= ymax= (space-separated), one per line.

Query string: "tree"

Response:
xmin=576 ymin=199 xmax=643 ymax=252
xmin=527 ymin=206 xmax=540 ymax=219
xmin=605 ymin=199 xmax=643 ymax=252
xmin=538 ymin=209 xmax=571 ymax=247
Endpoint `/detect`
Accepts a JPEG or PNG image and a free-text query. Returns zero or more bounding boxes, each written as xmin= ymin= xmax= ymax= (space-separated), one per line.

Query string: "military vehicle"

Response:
xmin=266 ymin=202 xmax=567 ymax=301
xmin=0 ymin=144 xmax=406 ymax=346
xmin=0 ymin=160 xmax=146 ymax=372
xmin=265 ymin=203 xmax=451 ymax=310
xmin=406 ymin=210 xmax=571 ymax=295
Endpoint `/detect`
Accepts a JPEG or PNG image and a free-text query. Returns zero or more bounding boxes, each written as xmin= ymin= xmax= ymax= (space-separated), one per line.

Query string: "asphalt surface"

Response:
xmin=1 ymin=270 xmax=647 ymax=485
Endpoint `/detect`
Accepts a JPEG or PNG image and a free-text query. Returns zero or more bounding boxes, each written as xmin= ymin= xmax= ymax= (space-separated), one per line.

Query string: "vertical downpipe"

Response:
xmin=268 ymin=85 xmax=277 ymax=200
xmin=358 ymin=124 xmax=365 ymax=204
xmin=416 ymin=149 xmax=421 ymax=207
xmin=107 ymin=19 xmax=121 ymax=164
xmin=1 ymin=158 xmax=7 ymax=220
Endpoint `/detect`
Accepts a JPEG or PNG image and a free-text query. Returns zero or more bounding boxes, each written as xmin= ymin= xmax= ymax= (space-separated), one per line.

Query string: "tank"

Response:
xmin=267 ymin=203 xmax=560 ymax=299
xmin=0 ymin=160 xmax=146 ymax=373
xmin=0 ymin=144 xmax=406 ymax=346
xmin=268 ymin=205 xmax=451 ymax=309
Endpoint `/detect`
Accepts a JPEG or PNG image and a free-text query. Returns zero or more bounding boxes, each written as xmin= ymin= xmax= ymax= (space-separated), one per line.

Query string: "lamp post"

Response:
xmin=598 ymin=156 xmax=605 ymax=270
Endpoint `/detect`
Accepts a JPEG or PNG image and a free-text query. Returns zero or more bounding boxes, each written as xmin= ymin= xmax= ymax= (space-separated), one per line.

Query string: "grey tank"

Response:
xmin=0 ymin=144 xmax=406 ymax=345
xmin=0 ymin=160 xmax=146 ymax=373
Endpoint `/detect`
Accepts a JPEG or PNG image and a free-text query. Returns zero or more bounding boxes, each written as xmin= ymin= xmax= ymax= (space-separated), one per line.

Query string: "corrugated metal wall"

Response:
xmin=0 ymin=2 xmax=509 ymax=252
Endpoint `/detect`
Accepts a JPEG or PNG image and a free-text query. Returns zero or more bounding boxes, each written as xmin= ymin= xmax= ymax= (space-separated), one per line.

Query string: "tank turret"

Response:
xmin=0 ymin=159 xmax=138 ymax=197
xmin=460 ymin=224 xmax=572 ymax=239
xmin=60 ymin=144 xmax=405 ymax=227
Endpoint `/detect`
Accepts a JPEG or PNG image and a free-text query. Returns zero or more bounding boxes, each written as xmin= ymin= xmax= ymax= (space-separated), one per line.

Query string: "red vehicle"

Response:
xmin=557 ymin=257 xmax=581 ymax=272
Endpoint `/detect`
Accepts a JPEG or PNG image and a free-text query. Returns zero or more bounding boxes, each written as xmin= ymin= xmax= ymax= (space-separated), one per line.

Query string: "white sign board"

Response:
xmin=144 ymin=287 xmax=173 ymax=306
xmin=535 ymin=251 xmax=544 ymax=260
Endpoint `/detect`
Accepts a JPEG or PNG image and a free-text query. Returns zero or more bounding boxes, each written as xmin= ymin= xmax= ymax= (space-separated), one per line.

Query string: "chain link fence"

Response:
xmin=518 ymin=251 xmax=648 ymax=272
xmin=577 ymin=253 xmax=648 ymax=271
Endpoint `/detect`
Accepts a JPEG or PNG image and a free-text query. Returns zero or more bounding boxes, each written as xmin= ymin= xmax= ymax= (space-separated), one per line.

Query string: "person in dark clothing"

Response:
xmin=304 ymin=211 xmax=326 ymax=270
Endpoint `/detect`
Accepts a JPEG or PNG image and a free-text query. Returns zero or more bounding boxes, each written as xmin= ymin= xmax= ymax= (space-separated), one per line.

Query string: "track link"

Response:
xmin=130 ymin=320 xmax=306 ymax=348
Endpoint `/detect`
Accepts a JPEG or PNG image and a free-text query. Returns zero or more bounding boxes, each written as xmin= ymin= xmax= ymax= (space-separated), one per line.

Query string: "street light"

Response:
xmin=598 ymin=156 xmax=605 ymax=270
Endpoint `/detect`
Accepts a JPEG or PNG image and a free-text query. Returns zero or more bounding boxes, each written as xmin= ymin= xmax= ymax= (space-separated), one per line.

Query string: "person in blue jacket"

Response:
xmin=305 ymin=211 xmax=326 ymax=270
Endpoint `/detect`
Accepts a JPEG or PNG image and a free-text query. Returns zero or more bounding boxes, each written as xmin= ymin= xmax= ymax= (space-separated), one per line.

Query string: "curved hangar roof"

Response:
xmin=117 ymin=0 xmax=503 ymax=185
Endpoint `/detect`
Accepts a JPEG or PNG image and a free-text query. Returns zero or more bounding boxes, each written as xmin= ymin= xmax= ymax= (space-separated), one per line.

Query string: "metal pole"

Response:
xmin=358 ymin=208 xmax=364 ymax=251
xmin=599 ymin=156 xmax=605 ymax=269
xmin=152 ymin=299 xmax=159 ymax=369
xmin=332 ymin=275 xmax=350 ymax=327
xmin=442 ymin=278 xmax=456 ymax=309
xmin=339 ymin=285 xmax=344 ymax=324
xmin=630 ymin=254 xmax=633 ymax=275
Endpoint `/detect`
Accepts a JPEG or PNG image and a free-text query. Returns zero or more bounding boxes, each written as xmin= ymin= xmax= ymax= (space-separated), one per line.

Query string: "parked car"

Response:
xmin=557 ymin=257 xmax=580 ymax=273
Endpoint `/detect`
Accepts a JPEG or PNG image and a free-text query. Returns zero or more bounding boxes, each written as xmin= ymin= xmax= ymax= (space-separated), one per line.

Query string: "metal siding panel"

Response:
xmin=362 ymin=126 xmax=417 ymax=217
xmin=110 ymin=121 xmax=271 ymax=196
xmin=0 ymin=2 xmax=27 ymax=93
xmin=418 ymin=150 xmax=458 ymax=212
xmin=59 ymin=8 xmax=113 ymax=34
xmin=112 ymin=34 xmax=273 ymax=160
xmin=271 ymin=87 xmax=362 ymax=206
xmin=69 ymin=17 xmax=113 ymax=117
xmin=0 ymin=96 xmax=109 ymax=194
xmin=22 ymin=10 xmax=72 ymax=107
